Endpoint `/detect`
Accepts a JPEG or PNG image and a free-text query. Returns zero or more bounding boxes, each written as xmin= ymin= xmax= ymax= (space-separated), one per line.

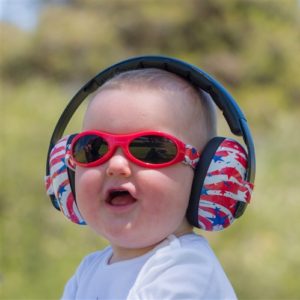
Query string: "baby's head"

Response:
xmin=46 ymin=58 xmax=255 ymax=258
xmin=75 ymin=68 xmax=217 ymax=260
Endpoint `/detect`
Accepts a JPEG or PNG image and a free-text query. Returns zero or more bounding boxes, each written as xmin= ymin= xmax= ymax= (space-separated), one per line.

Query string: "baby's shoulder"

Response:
xmin=147 ymin=234 xmax=230 ymax=287
xmin=128 ymin=234 xmax=236 ymax=299
xmin=159 ymin=233 xmax=216 ymax=263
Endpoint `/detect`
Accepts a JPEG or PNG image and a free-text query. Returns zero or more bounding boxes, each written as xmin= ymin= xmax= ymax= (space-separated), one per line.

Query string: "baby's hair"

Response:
xmin=94 ymin=68 xmax=217 ymax=148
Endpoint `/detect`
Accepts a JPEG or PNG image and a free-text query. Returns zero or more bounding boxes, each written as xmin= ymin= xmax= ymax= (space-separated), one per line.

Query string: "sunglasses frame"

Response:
xmin=70 ymin=130 xmax=200 ymax=169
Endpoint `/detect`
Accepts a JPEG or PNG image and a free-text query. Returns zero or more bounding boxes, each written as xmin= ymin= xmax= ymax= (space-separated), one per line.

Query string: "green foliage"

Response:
xmin=1 ymin=80 xmax=106 ymax=299
xmin=1 ymin=0 xmax=300 ymax=299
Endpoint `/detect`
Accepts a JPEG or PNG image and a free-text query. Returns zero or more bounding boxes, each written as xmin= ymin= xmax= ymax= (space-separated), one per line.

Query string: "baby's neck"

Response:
xmin=109 ymin=243 xmax=161 ymax=264
xmin=109 ymin=226 xmax=194 ymax=264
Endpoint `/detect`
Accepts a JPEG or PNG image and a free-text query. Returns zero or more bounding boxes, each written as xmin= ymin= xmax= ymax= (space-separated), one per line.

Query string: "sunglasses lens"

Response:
xmin=129 ymin=136 xmax=177 ymax=164
xmin=72 ymin=135 xmax=109 ymax=164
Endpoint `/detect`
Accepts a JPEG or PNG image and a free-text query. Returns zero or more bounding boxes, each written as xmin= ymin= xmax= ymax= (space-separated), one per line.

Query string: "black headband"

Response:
xmin=46 ymin=55 xmax=255 ymax=185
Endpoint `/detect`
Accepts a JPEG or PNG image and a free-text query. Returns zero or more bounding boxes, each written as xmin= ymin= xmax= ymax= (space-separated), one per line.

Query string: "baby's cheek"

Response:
xmin=139 ymin=171 xmax=190 ymax=213
xmin=75 ymin=168 xmax=104 ymax=202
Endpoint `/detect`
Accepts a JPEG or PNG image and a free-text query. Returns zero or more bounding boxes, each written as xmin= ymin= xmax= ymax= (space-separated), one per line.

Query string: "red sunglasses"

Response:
xmin=70 ymin=130 xmax=200 ymax=169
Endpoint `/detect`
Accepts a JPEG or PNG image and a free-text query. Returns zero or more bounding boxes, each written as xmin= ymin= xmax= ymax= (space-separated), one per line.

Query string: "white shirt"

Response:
xmin=62 ymin=233 xmax=237 ymax=300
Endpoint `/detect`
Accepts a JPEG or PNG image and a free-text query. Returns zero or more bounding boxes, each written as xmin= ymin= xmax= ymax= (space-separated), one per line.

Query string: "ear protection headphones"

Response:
xmin=45 ymin=55 xmax=255 ymax=231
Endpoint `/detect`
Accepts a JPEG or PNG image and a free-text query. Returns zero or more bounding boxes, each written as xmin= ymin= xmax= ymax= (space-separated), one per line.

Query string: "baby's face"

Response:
xmin=75 ymin=86 xmax=199 ymax=254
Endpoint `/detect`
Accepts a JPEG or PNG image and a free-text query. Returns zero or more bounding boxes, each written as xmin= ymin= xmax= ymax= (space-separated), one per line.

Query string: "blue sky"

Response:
xmin=0 ymin=0 xmax=42 ymax=30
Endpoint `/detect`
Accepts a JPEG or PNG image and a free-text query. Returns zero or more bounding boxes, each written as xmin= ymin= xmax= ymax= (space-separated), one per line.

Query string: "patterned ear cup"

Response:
xmin=45 ymin=135 xmax=86 ymax=225
xmin=187 ymin=137 xmax=254 ymax=231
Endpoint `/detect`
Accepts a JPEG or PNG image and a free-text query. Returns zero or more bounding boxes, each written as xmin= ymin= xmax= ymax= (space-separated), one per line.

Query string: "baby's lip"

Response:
xmin=105 ymin=187 xmax=137 ymax=207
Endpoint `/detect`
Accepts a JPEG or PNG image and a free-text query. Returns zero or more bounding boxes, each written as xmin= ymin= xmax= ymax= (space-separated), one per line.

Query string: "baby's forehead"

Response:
xmin=89 ymin=79 xmax=201 ymax=118
xmin=90 ymin=77 xmax=203 ymax=122
xmin=90 ymin=69 xmax=203 ymax=116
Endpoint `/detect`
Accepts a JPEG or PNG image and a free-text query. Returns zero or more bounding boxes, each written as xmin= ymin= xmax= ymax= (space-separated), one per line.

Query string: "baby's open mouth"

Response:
xmin=107 ymin=189 xmax=137 ymax=206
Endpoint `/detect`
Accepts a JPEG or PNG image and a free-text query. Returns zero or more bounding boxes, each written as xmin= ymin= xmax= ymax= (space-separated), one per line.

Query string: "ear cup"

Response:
xmin=45 ymin=135 xmax=86 ymax=225
xmin=187 ymin=137 xmax=253 ymax=231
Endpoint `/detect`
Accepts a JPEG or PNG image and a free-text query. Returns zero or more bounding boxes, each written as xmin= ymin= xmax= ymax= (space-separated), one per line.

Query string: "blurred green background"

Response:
xmin=1 ymin=0 xmax=300 ymax=299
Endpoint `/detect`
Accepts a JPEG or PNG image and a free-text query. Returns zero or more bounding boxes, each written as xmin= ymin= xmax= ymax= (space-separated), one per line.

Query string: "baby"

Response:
xmin=58 ymin=68 xmax=237 ymax=299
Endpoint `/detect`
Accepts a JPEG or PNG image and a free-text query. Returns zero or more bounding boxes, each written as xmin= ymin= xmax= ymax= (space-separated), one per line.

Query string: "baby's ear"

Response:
xmin=45 ymin=134 xmax=86 ymax=225
xmin=187 ymin=137 xmax=253 ymax=231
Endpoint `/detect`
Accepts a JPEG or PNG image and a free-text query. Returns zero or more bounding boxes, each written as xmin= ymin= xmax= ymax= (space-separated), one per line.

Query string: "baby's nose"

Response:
xmin=105 ymin=148 xmax=132 ymax=177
